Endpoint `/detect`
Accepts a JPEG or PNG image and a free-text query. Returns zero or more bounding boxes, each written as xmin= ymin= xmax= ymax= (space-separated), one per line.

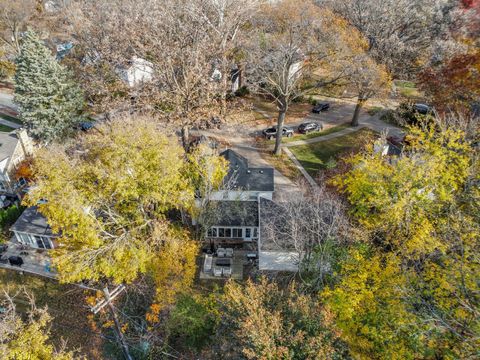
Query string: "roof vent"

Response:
xmin=259 ymin=170 xmax=264 ymax=174
xmin=247 ymin=170 xmax=251 ymax=174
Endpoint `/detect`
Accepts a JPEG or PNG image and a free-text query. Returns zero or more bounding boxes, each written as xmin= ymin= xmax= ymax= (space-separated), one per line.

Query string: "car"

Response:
xmin=297 ymin=122 xmax=323 ymax=134
xmin=413 ymin=103 xmax=433 ymax=115
xmin=262 ymin=126 xmax=294 ymax=140
xmin=312 ymin=102 xmax=330 ymax=113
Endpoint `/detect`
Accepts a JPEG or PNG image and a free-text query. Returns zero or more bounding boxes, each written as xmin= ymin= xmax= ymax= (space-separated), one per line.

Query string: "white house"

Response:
xmin=117 ymin=56 xmax=154 ymax=87
xmin=0 ymin=129 xmax=34 ymax=194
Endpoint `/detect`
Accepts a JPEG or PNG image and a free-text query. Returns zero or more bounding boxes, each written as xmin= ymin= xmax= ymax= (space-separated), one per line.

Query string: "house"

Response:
xmin=0 ymin=129 xmax=34 ymax=194
xmin=117 ymin=56 xmax=154 ymax=87
xmin=10 ymin=206 xmax=56 ymax=250
xmin=210 ymin=149 xmax=274 ymax=201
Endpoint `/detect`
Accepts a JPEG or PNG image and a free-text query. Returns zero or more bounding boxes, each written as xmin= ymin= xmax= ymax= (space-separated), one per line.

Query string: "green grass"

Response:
xmin=267 ymin=123 xmax=350 ymax=144
xmin=0 ymin=123 xmax=14 ymax=132
xmin=394 ymin=80 xmax=422 ymax=99
xmin=289 ymin=128 xmax=377 ymax=177
xmin=0 ymin=112 xmax=22 ymax=125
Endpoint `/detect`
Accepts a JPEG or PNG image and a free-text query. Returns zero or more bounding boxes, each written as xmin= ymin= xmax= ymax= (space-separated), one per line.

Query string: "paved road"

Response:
xmin=0 ymin=91 xmax=15 ymax=110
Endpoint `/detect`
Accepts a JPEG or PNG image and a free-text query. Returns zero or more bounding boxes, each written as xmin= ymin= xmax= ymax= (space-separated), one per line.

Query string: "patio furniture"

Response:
xmin=223 ymin=267 xmax=232 ymax=277
xmin=215 ymin=258 xmax=232 ymax=267
xmin=8 ymin=256 xmax=23 ymax=267
xmin=217 ymin=248 xmax=226 ymax=257
xmin=225 ymin=248 xmax=234 ymax=257
xmin=213 ymin=267 xmax=223 ymax=277
xmin=203 ymin=254 xmax=213 ymax=273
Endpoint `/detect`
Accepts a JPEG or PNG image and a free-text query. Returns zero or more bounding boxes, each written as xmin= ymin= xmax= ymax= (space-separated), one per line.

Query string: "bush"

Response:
xmin=166 ymin=292 xmax=219 ymax=351
xmin=235 ymin=86 xmax=249 ymax=97
xmin=308 ymin=96 xmax=317 ymax=105
xmin=0 ymin=205 xmax=24 ymax=235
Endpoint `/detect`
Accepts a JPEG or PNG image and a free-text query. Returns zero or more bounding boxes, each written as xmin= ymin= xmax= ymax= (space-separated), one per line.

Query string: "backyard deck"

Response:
xmin=0 ymin=239 xmax=56 ymax=279
xmin=199 ymin=249 xmax=256 ymax=280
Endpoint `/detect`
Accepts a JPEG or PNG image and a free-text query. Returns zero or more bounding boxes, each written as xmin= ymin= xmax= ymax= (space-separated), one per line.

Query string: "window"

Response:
xmin=218 ymin=228 xmax=225 ymax=237
xmin=232 ymin=228 xmax=243 ymax=238
xmin=207 ymin=228 xmax=213 ymax=237
xmin=34 ymin=235 xmax=52 ymax=249
xmin=253 ymin=228 xmax=258 ymax=238
xmin=212 ymin=228 xmax=217 ymax=237
xmin=225 ymin=228 xmax=231 ymax=237
xmin=245 ymin=228 xmax=251 ymax=238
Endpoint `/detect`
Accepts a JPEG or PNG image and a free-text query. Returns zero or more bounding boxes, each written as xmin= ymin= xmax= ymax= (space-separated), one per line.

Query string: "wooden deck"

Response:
xmin=199 ymin=249 xmax=254 ymax=280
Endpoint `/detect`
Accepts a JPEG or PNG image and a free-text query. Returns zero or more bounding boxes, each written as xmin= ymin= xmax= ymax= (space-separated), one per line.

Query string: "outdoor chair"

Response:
xmin=213 ymin=267 xmax=222 ymax=277
xmin=217 ymin=248 xmax=226 ymax=257
xmin=225 ymin=248 xmax=234 ymax=257
xmin=223 ymin=267 xmax=232 ymax=277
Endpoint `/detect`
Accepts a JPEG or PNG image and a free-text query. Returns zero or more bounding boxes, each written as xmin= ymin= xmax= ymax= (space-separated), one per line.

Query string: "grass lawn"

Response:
xmin=0 ymin=123 xmax=14 ymax=132
xmin=289 ymin=128 xmax=377 ymax=177
xmin=260 ymin=150 xmax=301 ymax=181
xmin=0 ymin=112 xmax=22 ymax=125
xmin=0 ymin=269 xmax=103 ymax=358
xmin=394 ymin=80 xmax=423 ymax=99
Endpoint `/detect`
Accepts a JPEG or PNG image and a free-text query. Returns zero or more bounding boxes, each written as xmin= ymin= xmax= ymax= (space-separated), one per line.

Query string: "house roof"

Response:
xmin=10 ymin=206 xmax=53 ymax=236
xmin=209 ymin=200 xmax=259 ymax=227
xmin=0 ymin=131 xmax=19 ymax=169
xmin=220 ymin=149 xmax=274 ymax=192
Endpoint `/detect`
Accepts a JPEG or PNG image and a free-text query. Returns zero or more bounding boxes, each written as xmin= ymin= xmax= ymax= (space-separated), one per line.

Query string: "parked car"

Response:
xmin=262 ymin=126 xmax=294 ymax=140
xmin=413 ymin=103 xmax=433 ymax=115
xmin=297 ymin=122 xmax=323 ymax=134
xmin=312 ymin=102 xmax=330 ymax=113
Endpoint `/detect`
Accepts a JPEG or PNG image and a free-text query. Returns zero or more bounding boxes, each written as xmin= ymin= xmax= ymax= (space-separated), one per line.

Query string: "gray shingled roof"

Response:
xmin=210 ymin=200 xmax=259 ymax=227
xmin=259 ymin=197 xmax=296 ymax=251
xmin=220 ymin=149 xmax=274 ymax=192
xmin=10 ymin=206 xmax=53 ymax=236
xmin=0 ymin=132 xmax=19 ymax=170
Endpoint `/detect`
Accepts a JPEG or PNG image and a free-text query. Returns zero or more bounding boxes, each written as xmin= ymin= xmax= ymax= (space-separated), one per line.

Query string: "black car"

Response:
xmin=413 ymin=103 xmax=433 ymax=115
xmin=312 ymin=102 xmax=330 ymax=113
xmin=262 ymin=126 xmax=294 ymax=140
xmin=297 ymin=122 xmax=323 ymax=134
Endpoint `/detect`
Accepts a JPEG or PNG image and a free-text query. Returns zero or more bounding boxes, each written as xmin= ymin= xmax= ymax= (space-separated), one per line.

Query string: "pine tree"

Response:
xmin=14 ymin=30 xmax=84 ymax=142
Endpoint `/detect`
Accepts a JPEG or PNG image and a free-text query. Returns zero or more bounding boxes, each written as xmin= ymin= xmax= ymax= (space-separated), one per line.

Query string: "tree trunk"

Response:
xmin=181 ymin=125 xmax=190 ymax=151
xmin=274 ymin=109 xmax=287 ymax=155
xmin=351 ymin=97 xmax=366 ymax=127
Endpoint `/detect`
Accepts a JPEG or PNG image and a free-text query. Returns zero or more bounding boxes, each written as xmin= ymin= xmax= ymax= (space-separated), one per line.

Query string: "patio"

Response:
xmin=0 ymin=239 xmax=56 ymax=279
xmin=199 ymin=248 xmax=257 ymax=280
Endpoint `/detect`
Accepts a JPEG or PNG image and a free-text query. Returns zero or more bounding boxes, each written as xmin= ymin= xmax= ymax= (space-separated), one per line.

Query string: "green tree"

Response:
xmin=27 ymin=118 xmax=226 ymax=307
xmin=14 ymin=29 xmax=84 ymax=142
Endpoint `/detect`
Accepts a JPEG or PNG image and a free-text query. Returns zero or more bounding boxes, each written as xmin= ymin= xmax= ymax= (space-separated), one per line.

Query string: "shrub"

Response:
xmin=235 ymin=86 xmax=249 ymax=97
xmin=0 ymin=205 xmax=25 ymax=234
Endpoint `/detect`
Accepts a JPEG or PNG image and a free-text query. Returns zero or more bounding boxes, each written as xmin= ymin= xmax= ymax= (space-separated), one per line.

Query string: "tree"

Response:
xmin=418 ymin=48 xmax=480 ymax=116
xmin=213 ymin=278 xmax=349 ymax=359
xmin=326 ymin=124 xmax=480 ymax=358
xmin=27 ymin=118 xmax=226 ymax=306
xmin=0 ymin=0 xmax=37 ymax=56
xmin=0 ymin=291 xmax=76 ymax=360
xmin=323 ymin=0 xmax=463 ymax=77
xmin=261 ymin=187 xmax=352 ymax=290
xmin=246 ymin=0 xmax=365 ymax=155
xmin=14 ymin=29 xmax=84 ymax=142
xmin=347 ymin=55 xmax=390 ymax=126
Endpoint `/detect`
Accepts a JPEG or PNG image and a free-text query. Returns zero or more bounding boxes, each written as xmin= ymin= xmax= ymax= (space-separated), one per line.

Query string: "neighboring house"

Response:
xmin=117 ymin=56 xmax=154 ymax=87
xmin=10 ymin=206 xmax=56 ymax=250
xmin=210 ymin=149 xmax=274 ymax=201
xmin=0 ymin=129 xmax=34 ymax=194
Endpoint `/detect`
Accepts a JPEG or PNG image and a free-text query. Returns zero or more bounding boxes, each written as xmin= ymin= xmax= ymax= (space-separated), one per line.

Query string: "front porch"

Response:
xmin=0 ymin=239 xmax=56 ymax=279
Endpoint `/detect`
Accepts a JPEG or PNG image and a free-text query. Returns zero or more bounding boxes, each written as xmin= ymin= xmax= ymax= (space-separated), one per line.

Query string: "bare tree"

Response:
xmin=261 ymin=186 xmax=351 ymax=290
xmin=245 ymin=0 xmax=363 ymax=155
xmin=0 ymin=0 xmax=37 ymax=56
xmin=321 ymin=0 xmax=466 ymax=77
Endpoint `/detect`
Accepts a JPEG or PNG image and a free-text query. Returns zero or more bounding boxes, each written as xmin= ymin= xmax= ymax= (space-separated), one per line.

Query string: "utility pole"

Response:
xmin=90 ymin=285 xmax=133 ymax=360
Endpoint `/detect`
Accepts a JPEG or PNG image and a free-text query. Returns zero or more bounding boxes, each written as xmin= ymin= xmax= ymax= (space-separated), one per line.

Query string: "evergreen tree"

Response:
xmin=14 ymin=30 xmax=84 ymax=141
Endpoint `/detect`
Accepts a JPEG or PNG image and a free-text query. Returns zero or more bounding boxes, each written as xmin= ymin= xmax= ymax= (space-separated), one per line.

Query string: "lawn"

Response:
xmin=0 ymin=112 xmax=22 ymax=125
xmin=289 ymin=128 xmax=377 ymax=177
xmin=394 ymin=80 xmax=423 ymax=99
xmin=0 ymin=123 xmax=14 ymax=132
